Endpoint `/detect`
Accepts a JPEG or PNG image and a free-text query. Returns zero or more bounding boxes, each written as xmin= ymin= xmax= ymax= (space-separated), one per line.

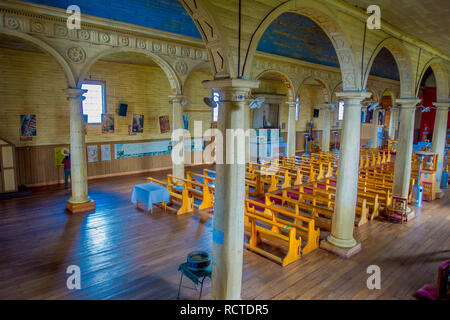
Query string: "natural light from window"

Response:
xmin=212 ymin=91 xmax=220 ymax=123
xmin=81 ymin=83 xmax=104 ymax=124
xmin=338 ymin=100 xmax=345 ymax=121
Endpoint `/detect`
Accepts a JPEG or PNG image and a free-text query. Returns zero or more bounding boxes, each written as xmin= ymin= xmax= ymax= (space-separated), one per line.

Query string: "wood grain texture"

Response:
xmin=0 ymin=165 xmax=448 ymax=300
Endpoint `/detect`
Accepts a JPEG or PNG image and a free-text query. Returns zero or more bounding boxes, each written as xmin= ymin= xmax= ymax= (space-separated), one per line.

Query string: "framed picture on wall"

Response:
xmin=87 ymin=145 xmax=98 ymax=163
xmin=20 ymin=115 xmax=37 ymax=137
xmin=159 ymin=115 xmax=170 ymax=134
xmin=132 ymin=114 xmax=144 ymax=133
xmin=101 ymin=144 xmax=111 ymax=161
xmin=101 ymin=114 xmax=115 ymax=133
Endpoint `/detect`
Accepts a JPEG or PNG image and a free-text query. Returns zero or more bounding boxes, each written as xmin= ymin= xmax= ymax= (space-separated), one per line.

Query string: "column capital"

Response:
xmin=336 ymin=91 xmax=372 ymax=100
xmin=202 ymin=78 xmax=260 ymax=90
xmin=395 ymin=98 xmax=421 ymax=108
xmin=169 ymin=94 xmax=187 ymax=104
xmin=433 ymin=102 xmax=450 ymax=109
xmin=63 ymin=88 xmax=86 ymax=101
xmin=286 ymin=100 xmax=296 ymax=107
xmin=202 ymin=78 xmax=259 ymax=102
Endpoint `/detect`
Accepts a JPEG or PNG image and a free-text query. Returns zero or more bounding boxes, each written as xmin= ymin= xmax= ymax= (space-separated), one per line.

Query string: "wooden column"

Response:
xmin=64 ymin=88 xmax=95 ymax=214
xmin=370 ymin=109 xmax=380 ymax=149
xmin=320 ymin=91 xmax=371 ymax=258
xmin=392 ymin=98 xmax=420 ymax=202
xmin=286 ymin=101 xmax=297 ymax=157
xmin=203 ymin=78 xmax=259 ymax=300
xmin=431 ymin=102 xmax=449 ymax=196
xmin=320 ymin=103 xmax=332 ymax=152
xmin=170 ymin=94 xmax=186 ymax=178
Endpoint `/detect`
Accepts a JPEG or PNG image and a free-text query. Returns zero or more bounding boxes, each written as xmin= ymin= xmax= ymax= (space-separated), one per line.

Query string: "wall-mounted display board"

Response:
xmin=185 ymin=138 xmax=205 ymax=152
xmin=101 ymin=144 xmax=111 ymax=161
xmin=54 ymin=147 xmax=70 ymax=167
xmin=114 ymin=138 xmax=206 ymax=160
xmin=115 ymin=140 xmax=172 ymax=159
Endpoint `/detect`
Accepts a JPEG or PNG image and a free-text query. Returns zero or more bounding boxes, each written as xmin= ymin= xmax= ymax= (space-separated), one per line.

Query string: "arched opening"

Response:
xmin=252 ymin=71 xmax=293 ymax=130
xmin=244 ymin=2 xmax=358 ymax=90
xmin=250 ymin=71 xmax=294 ymax=157
xmin=79 ymin=50 xmax=180 ymax=176
xmin=297 ymin=78 xmax=331 ymax=152
xmin=183 ymin=63 xmax=214 ymax=165
xmin=0 ymin=33 xmax=74 ymax=188
xmin=416 ymin=66 xmax=438 ymax=143
xmin=364 ymin=40 xmax=414 ymax=98
xmin=381 ymin=90 xmax=398 ymax=140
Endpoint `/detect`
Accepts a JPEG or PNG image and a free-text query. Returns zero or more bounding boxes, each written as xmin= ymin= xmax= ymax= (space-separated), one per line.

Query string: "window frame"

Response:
xmin=337 ymin=99 xmax=345 ymax=121
xmin=81 ymin=80 xmax=107 ymax=125
xmin=211 ymin=91 xmax=220 ymax=123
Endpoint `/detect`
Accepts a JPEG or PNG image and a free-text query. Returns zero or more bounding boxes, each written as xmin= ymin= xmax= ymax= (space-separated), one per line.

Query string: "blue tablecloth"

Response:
xmin=131 ymin=182 xmax=171 ymax=212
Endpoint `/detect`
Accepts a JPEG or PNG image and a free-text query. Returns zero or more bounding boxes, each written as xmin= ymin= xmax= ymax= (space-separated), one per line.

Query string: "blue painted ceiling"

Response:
xmin=22 ymin=1 xmax=400 ymax=81
xmin=368 ymin=47 xmax=400 ymax=81
xmin=23 ymin=0 xmax=202 ymax=39
xmin=257 ymin=12 xmax=340 ymax=68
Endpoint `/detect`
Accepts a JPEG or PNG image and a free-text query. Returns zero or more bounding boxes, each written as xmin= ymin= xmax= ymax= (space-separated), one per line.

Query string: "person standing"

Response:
xmin=62 ymin=153 xmax=71 ymax=189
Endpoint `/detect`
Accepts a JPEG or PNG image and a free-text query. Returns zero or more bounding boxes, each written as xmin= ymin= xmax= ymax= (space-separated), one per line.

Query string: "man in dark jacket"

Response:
xmin=62 ymin=154 xmax=71 ymax=189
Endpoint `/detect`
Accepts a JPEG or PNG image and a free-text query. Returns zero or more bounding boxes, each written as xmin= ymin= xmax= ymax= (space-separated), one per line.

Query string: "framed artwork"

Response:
xmin=101 ymin=144 xmax=111 ymax=161
xmin=20 ymin=115 xmax=37 ymax=137
xmin=132 ymin=114 xmax=144 ymax=133
xmin=101 ymin=114 xmax=115 ymax=133
xmin=159 ymin=115 xmax=170 ymax=134
xmin=87 ymin=145 xmax=98 ymax=163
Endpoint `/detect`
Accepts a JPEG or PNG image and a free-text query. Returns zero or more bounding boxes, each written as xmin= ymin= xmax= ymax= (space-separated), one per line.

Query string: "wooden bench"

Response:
xmin=244 ymin=211 xmax=301 ymax=267
xmin=147 ymin=176 xmax=194 ymax=215
xmin=246 ymin=197 xmax=320 ymax=256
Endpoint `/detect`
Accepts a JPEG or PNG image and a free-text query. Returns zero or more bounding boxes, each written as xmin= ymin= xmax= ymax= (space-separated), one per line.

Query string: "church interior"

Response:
xmin=0 ymin=0 xmax=449 ymax=301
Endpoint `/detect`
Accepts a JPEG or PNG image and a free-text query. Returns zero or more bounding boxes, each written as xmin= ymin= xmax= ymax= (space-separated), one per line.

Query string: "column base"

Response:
xmin=402 ymin=206 xmax=416 ymax=220
xmin=320 ymin=238 xmax=362 ymax=259
xmin=66 ymin=200 xmax=96 ymax=214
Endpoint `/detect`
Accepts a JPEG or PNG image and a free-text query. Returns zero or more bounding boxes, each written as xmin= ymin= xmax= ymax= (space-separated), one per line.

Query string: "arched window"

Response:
xmin=81 ymin=81 xmax=106 ymax=124
xmin=337 ymin=100 xmax=345 ymax=121
xmin=295 ymin=97 xmax=300 ymax=121
xmin=212 ymin=91 xmax=220 ymax=123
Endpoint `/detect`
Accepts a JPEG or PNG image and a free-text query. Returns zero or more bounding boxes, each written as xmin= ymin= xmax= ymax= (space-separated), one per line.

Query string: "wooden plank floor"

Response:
xmin=0 ymin=168 xmax=448 ymax=300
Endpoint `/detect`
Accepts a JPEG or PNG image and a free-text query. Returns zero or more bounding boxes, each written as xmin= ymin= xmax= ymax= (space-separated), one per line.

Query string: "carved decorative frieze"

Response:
xmin=0 ymin=8 xmax=208 ymax=64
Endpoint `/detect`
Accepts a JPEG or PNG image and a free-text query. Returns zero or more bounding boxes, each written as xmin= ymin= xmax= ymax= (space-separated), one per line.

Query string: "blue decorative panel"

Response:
xmin=369 ymin=47 xmax=400 ymax=81
xmin=22 ymin=0 xmax=202 ymax=39
xmin=257 ymin=12 xmax=340 ymax=68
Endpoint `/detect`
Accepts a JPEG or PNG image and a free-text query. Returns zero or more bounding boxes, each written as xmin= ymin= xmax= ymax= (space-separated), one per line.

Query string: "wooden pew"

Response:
xmin=147 ymin=177 xmax=194 ymax=215
xmin=245 ymin=197 xmax=320 ymax=256
xmin=244 ymin=211 xmax=301 ymax=267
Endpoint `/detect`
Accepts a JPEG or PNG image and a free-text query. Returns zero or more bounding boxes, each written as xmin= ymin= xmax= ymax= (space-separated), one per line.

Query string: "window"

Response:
xmin=212 ymin=91 xmax=220 ymax=123
xmin=81 ymin=81 xmax=105 ymax=124
xmin=295 ymin=97 xmax=300 ymax=121
xmin=338 ymin=100 xmax=345 ymax=121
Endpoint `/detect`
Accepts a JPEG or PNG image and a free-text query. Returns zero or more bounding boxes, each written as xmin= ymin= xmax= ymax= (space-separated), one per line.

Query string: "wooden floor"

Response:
xmin=0 ymin=167 xmax=449 ymax=300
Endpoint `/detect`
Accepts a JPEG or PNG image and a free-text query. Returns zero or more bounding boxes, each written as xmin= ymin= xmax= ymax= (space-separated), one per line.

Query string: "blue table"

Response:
xmin=131 ymin=182 xmax=170 ymax=213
